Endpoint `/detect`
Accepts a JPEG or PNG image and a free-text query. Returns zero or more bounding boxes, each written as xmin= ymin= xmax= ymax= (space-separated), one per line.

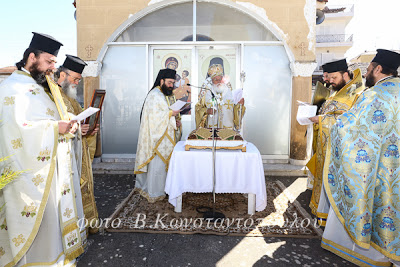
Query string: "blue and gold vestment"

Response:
xmin=324 ymin=77 xmax=400 ymax=260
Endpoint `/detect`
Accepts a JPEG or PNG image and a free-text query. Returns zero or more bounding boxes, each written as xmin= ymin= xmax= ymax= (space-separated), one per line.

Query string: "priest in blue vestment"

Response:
xmin=322 ymin=49 xmax=400 ymax=266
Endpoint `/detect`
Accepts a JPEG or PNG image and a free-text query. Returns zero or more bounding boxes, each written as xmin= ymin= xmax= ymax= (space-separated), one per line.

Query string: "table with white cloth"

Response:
xmin=165 ymin=141 xmax=267 ymax=214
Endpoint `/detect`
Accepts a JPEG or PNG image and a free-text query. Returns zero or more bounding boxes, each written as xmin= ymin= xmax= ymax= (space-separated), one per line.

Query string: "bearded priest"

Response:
xmin=134 ymin=68 xmax=182 ymax=202
xmin=54 ymin=55 xmax=100 ymax=235
xmin=321 ymin=49 xmax=400 ymax=266
xmin=0 ymin=33 xmax=85 ymax=266
xmin=195 ymin=57 xmax=245 ymax=130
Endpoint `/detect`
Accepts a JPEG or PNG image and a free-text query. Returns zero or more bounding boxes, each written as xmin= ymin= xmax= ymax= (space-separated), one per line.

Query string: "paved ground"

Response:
xmin=77 ymin=174 xmax=355 ymax=266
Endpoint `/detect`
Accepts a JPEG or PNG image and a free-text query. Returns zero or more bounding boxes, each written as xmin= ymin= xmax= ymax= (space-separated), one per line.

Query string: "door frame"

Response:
xmin=149 ymin=44 xmax=242 ymax=135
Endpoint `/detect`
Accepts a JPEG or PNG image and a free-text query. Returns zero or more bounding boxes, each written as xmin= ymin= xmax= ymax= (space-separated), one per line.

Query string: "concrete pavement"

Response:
xmin=77 ymin=174 xmax=355 ymax=266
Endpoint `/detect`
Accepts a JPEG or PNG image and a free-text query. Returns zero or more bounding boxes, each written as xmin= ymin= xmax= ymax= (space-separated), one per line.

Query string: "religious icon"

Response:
xmin=84 ymin=89 xmax=106 ymax=135
xmin=154 ymin=50 xmax=192 ymax=115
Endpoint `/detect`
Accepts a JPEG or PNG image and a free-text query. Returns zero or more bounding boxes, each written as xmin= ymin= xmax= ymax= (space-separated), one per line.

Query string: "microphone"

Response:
xmin=187 ymin=83 xmax=215 ymax=99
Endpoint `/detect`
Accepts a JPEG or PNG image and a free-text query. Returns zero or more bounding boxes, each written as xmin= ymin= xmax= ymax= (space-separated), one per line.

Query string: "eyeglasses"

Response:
xmin=66 ymin=72 xmax=82 ymax=83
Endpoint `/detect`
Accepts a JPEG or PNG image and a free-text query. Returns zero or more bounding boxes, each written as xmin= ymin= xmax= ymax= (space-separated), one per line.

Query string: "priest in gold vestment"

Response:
xmin=54 ymin=55 xmax=100 ymax=234
xmin=307 ymin=59 xmax=365 ymax=226
xmin=0 ymin=33 xmax=85 ymax=266
xmin=195 ymin=57 xmax=245 ymax=130
xmin=321 ymin=49 xmax=400 ymax=266
xmin=134 ymin=69 xmax=182 ymax=202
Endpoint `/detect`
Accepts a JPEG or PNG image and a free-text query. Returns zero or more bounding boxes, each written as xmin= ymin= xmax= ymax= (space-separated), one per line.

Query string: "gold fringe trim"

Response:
xmin=371 ymin=241 xmax=400 ymax=262
xmin=63 ymin=246 xmax=84 ymax=265
xmin=19 ymin=252 xmax=63 ymax=267
xmin=322 ymin=238 xmax=392 ymax=267
xmin=62 ymin=222 xmax=78 ymax=236
xmin=134 ymin=187 xmax=165 ymax=203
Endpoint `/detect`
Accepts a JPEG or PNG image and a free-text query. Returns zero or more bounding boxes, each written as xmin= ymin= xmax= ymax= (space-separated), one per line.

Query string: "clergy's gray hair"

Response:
xmin=54 ymin=66 xmax=68 ymax=82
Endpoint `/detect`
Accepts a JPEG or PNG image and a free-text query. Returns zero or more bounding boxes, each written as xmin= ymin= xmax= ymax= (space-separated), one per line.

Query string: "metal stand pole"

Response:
xmin=203 ymin=95 xmax=225 ymax=221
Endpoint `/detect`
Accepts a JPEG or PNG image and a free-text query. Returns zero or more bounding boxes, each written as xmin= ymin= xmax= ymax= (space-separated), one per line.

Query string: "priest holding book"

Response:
xmin=0 ymin=32 xmax=84 ymax=266
xmin=307 ymin=59 xmax=365 ymax=226
xmin=54 ymin=55 xmax=100 ymax=234
xmin=134 ymin=68 xmax=182 ymax=202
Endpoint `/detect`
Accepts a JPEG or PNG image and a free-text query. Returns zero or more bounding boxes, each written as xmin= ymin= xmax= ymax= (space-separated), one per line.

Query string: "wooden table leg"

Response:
xmin=248 ymin=194 xmax=256 ymax=215
xmin=175 ymin=195 xmax=182 ymax=213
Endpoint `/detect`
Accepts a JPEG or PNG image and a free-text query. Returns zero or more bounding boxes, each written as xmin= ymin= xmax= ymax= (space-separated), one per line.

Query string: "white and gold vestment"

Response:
xmin=0 ymin=71 xmax=85 ymax=266
xmin=134 ymin=87 xmax=181 ymax=202
xmin=195 ymin=77 xmax=245 ymax=130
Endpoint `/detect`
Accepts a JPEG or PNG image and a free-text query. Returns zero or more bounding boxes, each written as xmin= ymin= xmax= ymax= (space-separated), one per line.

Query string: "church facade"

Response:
xmin=76 ymin=0 xmax=318 ymax=164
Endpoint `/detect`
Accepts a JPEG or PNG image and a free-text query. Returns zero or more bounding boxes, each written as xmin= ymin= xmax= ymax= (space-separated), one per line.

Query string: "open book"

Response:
xmin=169 ymin=100 xmax=191 ymax=111
xmin=70 ymin=107 xmax=100 ymax=122
xmin=296 ymin=101 xmax=317 ymax=125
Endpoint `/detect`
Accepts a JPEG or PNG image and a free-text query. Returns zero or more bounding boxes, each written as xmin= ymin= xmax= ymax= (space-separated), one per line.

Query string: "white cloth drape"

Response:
xmin=165 ymin=141 xmax=267 ymax=211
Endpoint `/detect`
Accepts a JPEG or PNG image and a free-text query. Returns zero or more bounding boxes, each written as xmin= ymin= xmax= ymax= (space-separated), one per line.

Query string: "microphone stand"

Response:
xmin=188 ymin=84 xmax=225 ymax=221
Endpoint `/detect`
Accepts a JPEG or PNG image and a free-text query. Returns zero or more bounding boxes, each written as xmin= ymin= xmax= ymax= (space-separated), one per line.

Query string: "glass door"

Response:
xmin=151 ymin=45 xmax=239 ymax=140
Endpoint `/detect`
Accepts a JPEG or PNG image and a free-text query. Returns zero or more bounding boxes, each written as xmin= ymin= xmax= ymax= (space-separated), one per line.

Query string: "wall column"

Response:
xmin=289 ymin=61 xmax=317 ymax=165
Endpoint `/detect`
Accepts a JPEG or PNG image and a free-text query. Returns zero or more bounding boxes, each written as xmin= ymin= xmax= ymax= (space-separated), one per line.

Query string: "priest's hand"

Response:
xmin=207 ymin=108 xmax=216 ymax=114
xmin=309 ymin=116 xmax=319 ymax=124
xmin=172 ymin=110 xmax=181 ymax=116
xmin=69 ymin=121 xmax=78 ymax=134
xmin=81 ymin=124 xmax=90 ymax=136
xmin=58 ymin=120 xmax=76 ymax=134
xmin=91 ymin=124 xmax=100 ymax=135
xmin=238 ymin=98 xmax=245 ymax=105
xmin=176 ymin=120 xmax=182 ymax=128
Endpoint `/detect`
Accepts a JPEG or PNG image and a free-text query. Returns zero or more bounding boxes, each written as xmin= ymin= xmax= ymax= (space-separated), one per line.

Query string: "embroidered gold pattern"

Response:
xmin=61 ymin=183 xmax=71 ymax=195
xmin=64 ymin=208 xmax=73 ymax=218
xmin=0 ymin=247 xmax=4 ymax=257
xmin=29 ymin=87 xmax=40 ymax=95
xmin=21 ymin=202 xmax=37 ymax=218
xmin=12 ymin=234 xmax=26 ymax=247
xmin=32 ymin=174 xmax=44 ymax=186
xmin=4 ymin=96 xmax=15 ymax=105
xmin=46 ymin=108 xmax=55 ymax=117
xmin=224 ymin=99 xmax=234 ymax=110
xmin=11 ymin=138 xmax=22 ymax=149
xmin=67 ymin=232 xmax=78 ymax=247
xmin=37 ymin=147 xmax=51 ymax=161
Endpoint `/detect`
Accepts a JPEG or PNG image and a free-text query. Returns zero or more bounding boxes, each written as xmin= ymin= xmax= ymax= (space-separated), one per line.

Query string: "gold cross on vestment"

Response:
xmin=224 ymin=99 xmax=234 ymax=110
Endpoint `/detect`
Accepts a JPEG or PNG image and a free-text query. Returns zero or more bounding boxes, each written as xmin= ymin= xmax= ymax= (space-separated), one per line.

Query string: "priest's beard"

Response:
xmin=365 ymin=72 xmax=376 ymax=88
xmin=331 ymin=77 xmax=346 ymax=91
xmin=161 ymin=83 xmax=173 ymax=96
xmin=212 ymin=83 xmax=228 ymax=94
xmin=30 ymin=62 xmax=50 ymax=90
xmin=61 ymin=79 xmax=78 ymax=99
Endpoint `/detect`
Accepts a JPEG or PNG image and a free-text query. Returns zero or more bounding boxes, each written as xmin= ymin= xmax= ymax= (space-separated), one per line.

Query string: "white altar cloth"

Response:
xmin=165 ymin=141 xmax=267 ymax=212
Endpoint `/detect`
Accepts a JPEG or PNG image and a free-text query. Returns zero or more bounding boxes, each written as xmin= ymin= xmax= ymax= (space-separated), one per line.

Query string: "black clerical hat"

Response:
xmin=372 ymin=49 xmax=400 ymax=71
xmin=62 ymin=55 xmax=87 ymax=74
xmin=323 ymin=59 xmax=348 ymax=73
xmin=160 ymin=68 xmax=176 ymax=79
xmin=29 ymin=32 xmax=63 ymax=56
xmin=321 ymin=63 xmax=328 ymax=73
xmin=152 ymin=68 xmax=176 ymax=88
